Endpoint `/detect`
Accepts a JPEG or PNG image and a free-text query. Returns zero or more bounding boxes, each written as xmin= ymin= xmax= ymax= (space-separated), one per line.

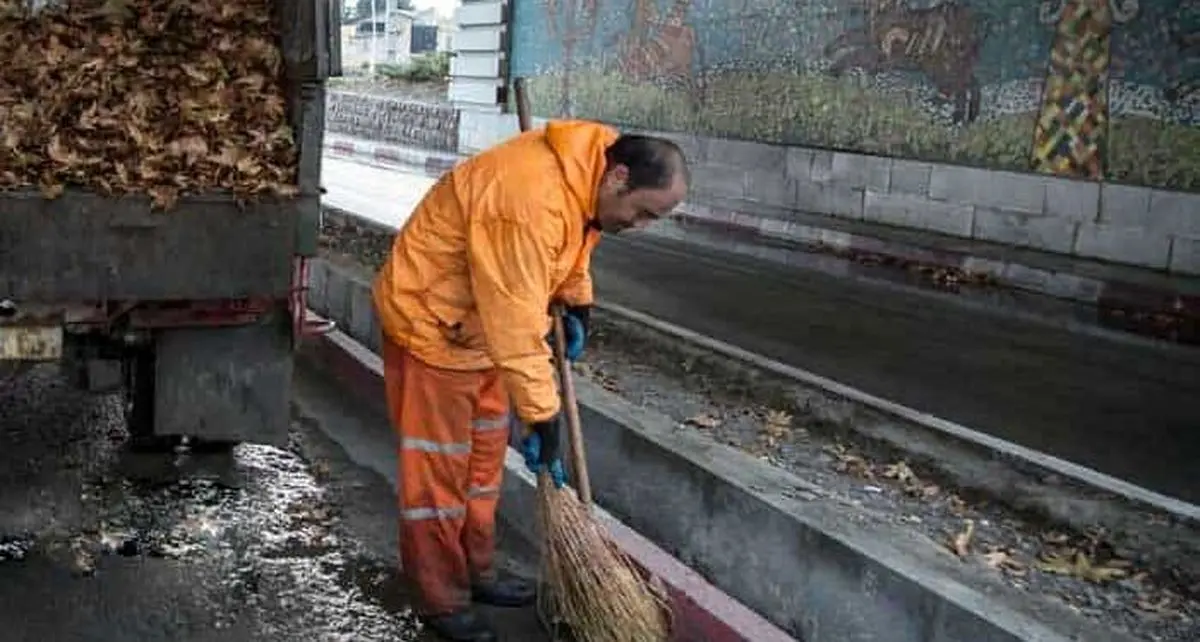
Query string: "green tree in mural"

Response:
xmin=1032 ymin=0 xmax=1138 ymax=179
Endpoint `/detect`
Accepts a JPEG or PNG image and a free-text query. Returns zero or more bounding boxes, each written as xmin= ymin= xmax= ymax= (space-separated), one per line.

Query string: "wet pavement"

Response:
xmin=318 ymin=157 xmax=1200 ymax=505
xmin=591 ymin=235 xmax=1200 ymax=504
xmin=0 ymin=364 xmax=549 ymax=641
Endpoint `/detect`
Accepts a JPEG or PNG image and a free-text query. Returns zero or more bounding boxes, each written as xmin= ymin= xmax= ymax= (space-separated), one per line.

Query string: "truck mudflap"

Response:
xmin=153 ymin=311 xmax=293 ymax=447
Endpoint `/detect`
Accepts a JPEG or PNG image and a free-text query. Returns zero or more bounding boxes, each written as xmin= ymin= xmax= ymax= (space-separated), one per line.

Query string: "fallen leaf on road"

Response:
xmin=684 ymin=413 xmax=721 ymax=430
xmin=98 ymin=529 xmax=132 ymax=554
xmin=69 ymin=539 xmax=96 ymax=576
xmin=756 ymin=409 xmax=793 ymax=450
xmin=882 ymin=461 xmax=917 ymax=485
xmin=828 ymin=444 xmax=874 ymax=479
xmin=948 ymin=519 xmax=975 ymax=558
xmin=576 ymin=362 xmax=620 ymax=392
xmin=1135 ymin=594 xmax=1184 ymax=619
xmin=882 ymin=461 xmax=942 ymax=499
xmin=947 ymin=494 xmax=968 ymax=514
xmin=763 ymin=409 xmax=792 ymax=433
xmin=1037 ymin=549 xmax=1131 ymax=584
xmin=982 ymin=547 xmax=1028 ymax=576
xmin=911 ymin=482 xmax=941 ymax=500
xmin=1041 ymin=531 xmax=1070 ymax=546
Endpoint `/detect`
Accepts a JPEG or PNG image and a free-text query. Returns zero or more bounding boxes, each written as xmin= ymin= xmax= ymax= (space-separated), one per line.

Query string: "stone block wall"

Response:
xmin=457 ymin=109 xmax=1200 ymax=275
xmin=326 ymin=91 xmax=459 ymax=152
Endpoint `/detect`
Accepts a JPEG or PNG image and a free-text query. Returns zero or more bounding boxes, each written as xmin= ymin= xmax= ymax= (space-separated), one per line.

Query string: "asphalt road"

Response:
xmin=591 ymin=235 xmax=1200 ymax=504
xmin=321 ymin=156 xmax=1200 ymax=504
xmin=0 ymin=363 xmax=548 ymax=642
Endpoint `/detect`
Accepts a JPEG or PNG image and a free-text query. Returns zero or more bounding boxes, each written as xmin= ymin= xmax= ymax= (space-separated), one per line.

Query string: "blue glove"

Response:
xmin=521 ymin=416 xmax=567 ymax=489
xmin=548 ymin=305 xmax=591 ymax=362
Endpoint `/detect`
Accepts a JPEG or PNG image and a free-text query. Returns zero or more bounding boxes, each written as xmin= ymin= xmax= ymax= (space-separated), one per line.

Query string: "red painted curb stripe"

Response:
xmin=301 ymin=328 xmax=797 ymax=642
xmin=599 ymin=514 xmax=796 ymax=642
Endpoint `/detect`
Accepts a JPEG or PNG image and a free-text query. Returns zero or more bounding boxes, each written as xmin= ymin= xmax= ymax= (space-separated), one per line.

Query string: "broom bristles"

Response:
xmin=536 ymin=473 xmax=671 ymax=642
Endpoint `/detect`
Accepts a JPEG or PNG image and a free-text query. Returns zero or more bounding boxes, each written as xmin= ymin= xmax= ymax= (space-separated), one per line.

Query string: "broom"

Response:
xmin=535 ymin=306 xmax=671 ymax=642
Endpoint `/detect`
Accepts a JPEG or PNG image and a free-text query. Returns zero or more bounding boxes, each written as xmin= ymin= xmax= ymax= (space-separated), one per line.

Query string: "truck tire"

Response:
xmin=123 ymin=345 xmax=180 ymax=453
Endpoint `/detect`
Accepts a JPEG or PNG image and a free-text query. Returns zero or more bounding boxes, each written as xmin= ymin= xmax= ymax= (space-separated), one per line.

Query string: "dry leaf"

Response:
xmin=911 ymin=482 xmax=940 ymax=500
xmin=68 ymin=539 xmax=96 ymax=576
xmin=882 ymin=461 xmax=916 ymax=484
xmin=755 ymin=409 xmax=793 ymax=450
xmin=763 ymin=409 xmax=792 ymax=434
xmin=1036 ymin=549 xmax=1130 ymax=584
xmin=1041 ymin=531 xmax=1070 ymax=546
xmin=828 ymin=444 xmax=874 ymax=479
xmin=684 ymin=413 xmax=721 ymax=430
xmin=882 ymin=460 xmax=941 ymax=500
xmin=948 ymin=519 xmax=975 ymax=558
xmin=0 ymin=1 xmax=299 ymax=205
xmin=947 ymin=494 xmax=968 ymax=514
xmin=1135 ymin=594 xmax=1182 ymax=618
xmin=574 ymin=362 xmax=619 ymax=391
xmin=837 ymin=454 xmax=872 ymax=477
xmin=981 ymin=547 xmax=1027 ymax=576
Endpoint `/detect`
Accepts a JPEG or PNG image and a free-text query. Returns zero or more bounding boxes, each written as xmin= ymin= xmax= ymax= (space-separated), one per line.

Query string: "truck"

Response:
xmin=0 ymin=0 xmax=343 ymax=451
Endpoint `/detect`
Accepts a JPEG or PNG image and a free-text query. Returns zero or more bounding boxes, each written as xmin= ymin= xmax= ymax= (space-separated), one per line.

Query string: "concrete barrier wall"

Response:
xmin=303 ymin=255 xmax=1134 ymax=642
xmin=327 ymin=91 xmax=459 ymax=153
xmin=323 ymin=93 xmax=1200 ymax=276
xmin=457 ymin=108 xmax=1200 ymax=276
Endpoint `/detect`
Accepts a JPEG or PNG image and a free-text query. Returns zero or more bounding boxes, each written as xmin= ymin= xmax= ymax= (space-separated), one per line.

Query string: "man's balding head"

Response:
xmin=594 ymin=134 xmax=689 ymax=234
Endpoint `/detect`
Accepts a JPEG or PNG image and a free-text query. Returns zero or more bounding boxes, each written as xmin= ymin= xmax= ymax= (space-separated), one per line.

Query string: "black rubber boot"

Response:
xmin=471 ymin=574 xmax=536 ymax=608
xmin=425 ymin=608 xmax=497 ymax=642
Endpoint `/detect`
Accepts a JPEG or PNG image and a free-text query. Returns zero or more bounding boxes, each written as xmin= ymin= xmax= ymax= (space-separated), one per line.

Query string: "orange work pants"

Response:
xmin=382 ymin=339 xmax=511 ymax=615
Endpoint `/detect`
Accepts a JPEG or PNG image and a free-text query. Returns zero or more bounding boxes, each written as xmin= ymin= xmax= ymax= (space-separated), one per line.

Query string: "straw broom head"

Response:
xmin=536 ymin=474 xmax=671 ymax=642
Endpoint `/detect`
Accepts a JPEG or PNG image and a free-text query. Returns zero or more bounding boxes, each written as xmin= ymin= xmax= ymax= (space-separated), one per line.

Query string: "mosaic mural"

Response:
xmin=510 ymin=0 xmax=1200 ymax=190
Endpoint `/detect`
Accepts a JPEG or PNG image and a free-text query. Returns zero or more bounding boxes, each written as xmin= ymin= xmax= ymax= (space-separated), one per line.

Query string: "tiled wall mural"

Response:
xmin=510 ymin=0 xmax=1199 ymax=190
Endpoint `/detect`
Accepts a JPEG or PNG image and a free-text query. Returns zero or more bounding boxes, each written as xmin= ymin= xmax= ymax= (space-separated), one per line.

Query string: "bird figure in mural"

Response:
xmin=824 ymin=0 xmax=983 ymax=124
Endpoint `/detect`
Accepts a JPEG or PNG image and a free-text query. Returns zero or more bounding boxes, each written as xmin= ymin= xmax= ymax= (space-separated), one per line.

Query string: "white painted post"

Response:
xmin=448 ymin=0 xmax=508 ymax=112
xmin=369 ymin=0 xmax=378 ymax=75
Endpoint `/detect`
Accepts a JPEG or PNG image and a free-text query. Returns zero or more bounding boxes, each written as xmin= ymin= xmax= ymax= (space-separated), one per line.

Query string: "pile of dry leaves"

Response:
xmin=0 ymin=0 xmax=298 ymax=208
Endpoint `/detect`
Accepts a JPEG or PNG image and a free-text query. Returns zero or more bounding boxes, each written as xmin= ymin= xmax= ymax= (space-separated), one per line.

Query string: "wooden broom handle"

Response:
xmin=551 ymin=306 xmax=593 ymax=506
xmin=515 ymin=80 xmax=592 ymax=505
xmin=514 ymin=77 xmax=533 ymax=133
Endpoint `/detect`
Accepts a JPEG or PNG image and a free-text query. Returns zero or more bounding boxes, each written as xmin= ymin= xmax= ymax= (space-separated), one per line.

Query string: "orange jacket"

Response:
xmin=372 ymin=120 xmax=618 ymax=423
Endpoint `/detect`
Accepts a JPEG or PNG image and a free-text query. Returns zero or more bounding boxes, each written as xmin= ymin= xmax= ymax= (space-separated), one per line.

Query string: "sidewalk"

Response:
xmin=322 ymin=134 xmax=1200 ymax=346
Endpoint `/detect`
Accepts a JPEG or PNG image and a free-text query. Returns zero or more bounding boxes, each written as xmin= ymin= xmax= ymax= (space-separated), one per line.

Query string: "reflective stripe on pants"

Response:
xmin=382 ymin=339 xmax=510 ymax=615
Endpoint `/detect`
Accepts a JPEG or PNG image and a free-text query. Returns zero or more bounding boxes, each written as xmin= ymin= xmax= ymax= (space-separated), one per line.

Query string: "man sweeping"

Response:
xmin=371 ymin=120 xmax=688 ymax=642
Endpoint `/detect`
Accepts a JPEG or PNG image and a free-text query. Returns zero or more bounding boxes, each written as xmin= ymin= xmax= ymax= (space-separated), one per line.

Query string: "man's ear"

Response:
xmin=604 ymin=164 xmax=629 ymax=189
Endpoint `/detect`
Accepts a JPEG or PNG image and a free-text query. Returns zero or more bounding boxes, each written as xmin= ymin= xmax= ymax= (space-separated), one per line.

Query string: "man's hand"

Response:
xmin=547 ymin=305 xmax=591 ymax=362
xmin=521 ymin=415 xmax=567 ymax=489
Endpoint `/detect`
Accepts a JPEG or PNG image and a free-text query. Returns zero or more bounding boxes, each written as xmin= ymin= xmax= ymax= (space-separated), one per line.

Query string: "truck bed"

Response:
xmin=0 ymin=190 xmax=318 ymax=301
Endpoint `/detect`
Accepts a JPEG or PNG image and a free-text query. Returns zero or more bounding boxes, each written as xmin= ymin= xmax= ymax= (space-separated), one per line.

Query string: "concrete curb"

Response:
xmin=300 ymin=260 xmax=1137 ymax=642
xmin=594 ymin=302 xmax=1200 ymax=529
xmin=309 ymin=214 xmax=1200 ymax=589
xmin=668 ymin=205 xmax=1200 ymax=335
xmin=300 ymin=319 xmax=797 ymax=642
xmin=325 ymin=134 xmax=460 ymax=178
xmin=319 ymin=138 xmax=1200 ymax=340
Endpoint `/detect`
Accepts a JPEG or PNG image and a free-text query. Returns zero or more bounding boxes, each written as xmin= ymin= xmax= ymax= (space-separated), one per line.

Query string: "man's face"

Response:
xmin=593 ymin=165 xmax=687 ymax=234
